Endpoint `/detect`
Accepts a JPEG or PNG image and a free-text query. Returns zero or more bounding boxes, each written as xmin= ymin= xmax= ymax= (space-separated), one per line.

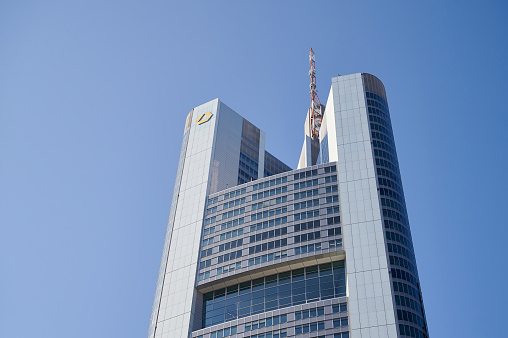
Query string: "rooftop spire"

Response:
xmin=309 ymin=47 xmax=322 ymax=139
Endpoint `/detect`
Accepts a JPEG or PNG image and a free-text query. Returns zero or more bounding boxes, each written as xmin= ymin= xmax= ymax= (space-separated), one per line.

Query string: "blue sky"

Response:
xmin=1 ymin=1 xmax=507 ymax=337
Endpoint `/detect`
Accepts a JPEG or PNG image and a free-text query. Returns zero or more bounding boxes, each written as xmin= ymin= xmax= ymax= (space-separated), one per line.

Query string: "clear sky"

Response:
xmin=1 ymin=1 xmax=507 ymax=337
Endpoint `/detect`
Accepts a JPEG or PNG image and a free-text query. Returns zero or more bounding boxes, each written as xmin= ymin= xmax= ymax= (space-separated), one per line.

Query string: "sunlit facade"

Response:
xmin=148 ymin=74 xmax=428 ymax=338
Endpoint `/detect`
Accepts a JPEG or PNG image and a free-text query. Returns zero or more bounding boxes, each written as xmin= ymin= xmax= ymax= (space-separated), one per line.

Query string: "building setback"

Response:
xmin=148 ymin=73 xmax=428 ymax=338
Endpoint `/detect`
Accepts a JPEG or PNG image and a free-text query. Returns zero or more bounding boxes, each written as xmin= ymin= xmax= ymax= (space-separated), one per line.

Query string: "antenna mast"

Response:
xmin=309 ymin=47 xmax=322 ymax=139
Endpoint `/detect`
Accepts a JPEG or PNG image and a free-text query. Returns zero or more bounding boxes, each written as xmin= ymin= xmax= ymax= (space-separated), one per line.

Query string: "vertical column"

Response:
xmin=258 ymin=130 xmax=265 ymax=179
xmin=153 ymin=99 xmax=219 ymax=338
xmin=329 ymin=74 xmax=398 ymax=337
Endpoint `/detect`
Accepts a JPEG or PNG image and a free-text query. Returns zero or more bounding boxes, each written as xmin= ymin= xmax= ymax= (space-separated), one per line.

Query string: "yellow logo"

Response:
xmin=195 ymin=111 xmax=213 ymax=125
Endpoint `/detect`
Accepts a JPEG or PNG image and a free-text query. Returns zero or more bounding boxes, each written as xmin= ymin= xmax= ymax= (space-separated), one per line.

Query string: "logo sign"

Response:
xmin=196 ymin=111 xmax=213 ymax=125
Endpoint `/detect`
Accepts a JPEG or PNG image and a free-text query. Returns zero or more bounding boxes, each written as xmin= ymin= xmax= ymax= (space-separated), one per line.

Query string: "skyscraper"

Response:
xmin=148 ymin=73 xmax=428 ymax=338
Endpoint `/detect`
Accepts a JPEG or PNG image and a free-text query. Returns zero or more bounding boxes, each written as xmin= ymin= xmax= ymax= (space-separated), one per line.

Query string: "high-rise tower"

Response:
xmin=148 ymin=73 xmax=428 ymax=338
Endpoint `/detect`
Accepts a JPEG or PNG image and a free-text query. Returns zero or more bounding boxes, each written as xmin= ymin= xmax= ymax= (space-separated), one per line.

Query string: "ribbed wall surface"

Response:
xmin=363 ymin=74 xmax=428 ymax=338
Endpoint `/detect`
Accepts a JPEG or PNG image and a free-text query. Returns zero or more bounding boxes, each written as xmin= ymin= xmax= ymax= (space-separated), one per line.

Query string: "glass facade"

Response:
xmin=364 ymin=74 xmax=429 ymax=338
xmin=264 ymin=151 xmax=291 ymax=178
xmin=150 ymin=74 xmax=428 ymax=338
xmin=202 ymin=260 xmax=346 ymax=328
xmin=196 ymin=163 xmax=342 ymax=285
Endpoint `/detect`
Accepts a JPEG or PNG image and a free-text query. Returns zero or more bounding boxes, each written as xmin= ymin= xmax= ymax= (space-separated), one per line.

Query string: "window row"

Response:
xmin=218 ymin=250 xmax=242 ymax=264
xmin=219 ymin=239 xmax=243 ymax=252
xmin=399 ymin=324 xmax=428 ymax=338
xmin=202 ymin=261 xmax=346 ymax=327
xmin=327 ymin=206 xmax=339 ymax=214
xmin=240 ymin=151 xmax=258 ymax=169
xmin=383 ymin=208 xmax=409 ymax=230
xmin=248 ymin=238 xmax=287 ymax=254
xmin=250 ymin=216 xmax=287 ymax=231
xmin=387 ymin=243 xmax=416 ymax=264
xmin=294 ymin=305 xmax=324 ymax=320
xmin=381 ymin=197 xmax=407 ymax=216
xmin=201 ymin=248 xmax=213 ymax=257
xmin=375 ymin=158 xmax=401 ymax=179
xmin=294 ymin=220 xmax=320 ymax=232
xmin=333 ymin=317 xmax=349 ymax=328
xmin=199 ymin=259 xmax=211 ymax=270
xmin=328 ymin=227 xmax=341 ymax=236
xmin=294 ymin=242 xmax=321 ymax=255
xmin=252 ymin=196 xmax=287 ymax=210
xmin=224 ymin=188 xmax=247 ymax=200
xmin=369 ymin=114 xmax=393 ymax=134
xmin=391 ymin=268 xmax=419 ymax=288
xmin=294 ymin=179 xmax=318 ymax=190
xmin=378 ymin=179 xmax=405 ymax=204
xmin=294 ymin=198 xmax=319 ymax=210
xmin=367 ymin=99 xmax=389 ymax=116
xmin=244 ymin=314 xmax=287 ymax=331
xmin=368 ymin=105 xmax=389 ymax=120
xmin=223 ymin=197 xmax=246 ymax=210
xmin=245 ymin=329 xmax=287 ymax=338
xmin=209 ymin=188 xmax=338 ymax=225
xmin=252 ymin=186 xmax=288 ymax=200
xmin=372 ymin=139 xmax=397 ymax=160
xmin=198 ymin=271 xmax=210 ymax=281
xmin=326 ymin=195 xmax=339 ymax=203
xmin=222 ymin=207 xmax=245 ymax=220
xmin=329 ymin=239 xmax=343 ymax=248
xmin=376 ymin=166 xmax=402 ymax=187
xmin=386 ymin=231 xmax=412 ymax=251
xmin=324 ymin=175 xmax=337 ymax=183
xmin=294 ymin=321 xmax=324 ymax=335
xmin=294 ymin=209 xmax=319 ymax=220
xmin=334 ymin=333 xmax=350 ymax=338
xmin=217 ymin=262 xmax=242 ymax=276
xmin=220 ymin=228 xmax=244 ymax=241
xmin=324 ymin=165 xmax=337 ymax=173
xmin=247 ymin=250 xmax=288 ymax=267
xmin=294 ymin=188 xmax=318 ymax=200
xmin=366 ymin=91 xmax=388 ymax=107
xmin=249 ymin=227 xmax=287 ymax=243
xmin=372 ymin=144 xmax=397 ymax=166
xmin=390 ymin=254 xmax=417 ymax=277
xmin=209 ymin=325 xmax=237 ymax=338
xmin=293 ymin=169 xmax=318 ymax=180
xmin=397 ymin=309 xmax=426 ymax=331
xmin=252 ymin=177 xmax=288 ymax=190
xmin=220 ymin=217 xmax=245 ymax=230
xmin=204 ymin=227 xmax=215 ymax=236
xmin=371 ymin=131 xmax=397 ymax=154
xmin=325 ymin=185 xmax=338 ymax=193
xmin=393 ymin=281 xmax=420 ymax=301
xmin=294 ymin=230 xmax=321 ymax=243
xmin=204 ymin=238 xmax=343 ymax=271
xmin=332 ymin=302 xmax=348 ymax=313
xmin=202 ymin=237 xmax=214 ymax=246
xmin=395 ymin=295 xmax=423 ymax=316
xmin=206 ymin=206 xmax=217 ymax=215
xmin=251 ymin=207 xmax=287 ymax=221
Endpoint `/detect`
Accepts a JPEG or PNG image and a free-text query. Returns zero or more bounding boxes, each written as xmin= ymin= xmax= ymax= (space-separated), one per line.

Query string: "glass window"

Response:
xmin=202 ymin=260 xmax=347 ymax=328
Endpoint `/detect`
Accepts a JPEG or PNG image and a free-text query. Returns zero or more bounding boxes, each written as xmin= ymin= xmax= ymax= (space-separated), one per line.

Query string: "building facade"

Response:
xmin=148 ymin=74 xmax=428 ymax=338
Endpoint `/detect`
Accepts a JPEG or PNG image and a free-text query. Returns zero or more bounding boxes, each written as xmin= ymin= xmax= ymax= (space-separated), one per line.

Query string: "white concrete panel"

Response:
xmin=152 ymin=99 xmax=245 ymax=338
xmin=324 ymin=74 xmax=397 ymax=337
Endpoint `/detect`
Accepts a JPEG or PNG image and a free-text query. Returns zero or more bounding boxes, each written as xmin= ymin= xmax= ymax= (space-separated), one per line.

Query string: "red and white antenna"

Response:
xmin=309 ymin=47 xmax=322 ymax=139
